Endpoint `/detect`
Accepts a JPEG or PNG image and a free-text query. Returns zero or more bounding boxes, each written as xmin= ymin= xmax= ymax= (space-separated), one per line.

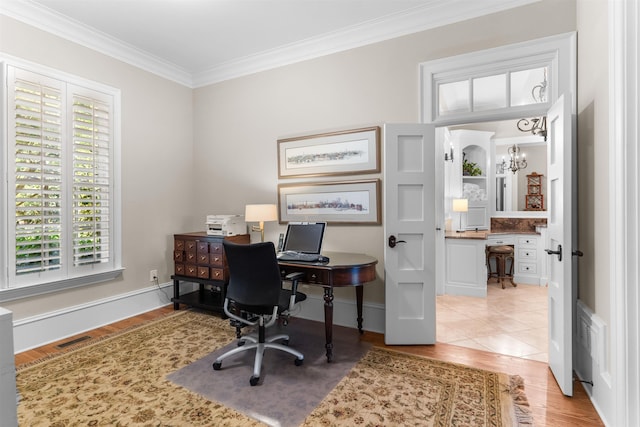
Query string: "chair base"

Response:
xmin=212 ymin=330 xmax=304 ymax=386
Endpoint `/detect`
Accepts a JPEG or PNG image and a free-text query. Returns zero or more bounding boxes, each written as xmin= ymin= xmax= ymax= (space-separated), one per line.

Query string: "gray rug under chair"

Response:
xmin=167 ymin=317 xmax=371 ymax=427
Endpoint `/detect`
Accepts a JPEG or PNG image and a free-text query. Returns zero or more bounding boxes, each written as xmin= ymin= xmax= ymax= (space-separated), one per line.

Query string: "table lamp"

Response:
xmin=452 ymin=198 xmax=468 ymax=233
xmin=245 ymin=204 xmax=278 ymax=242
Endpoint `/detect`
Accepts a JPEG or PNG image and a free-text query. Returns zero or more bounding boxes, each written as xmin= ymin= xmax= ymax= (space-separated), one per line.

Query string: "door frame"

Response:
xmin=610 ymin=0 xmax=640 ymax=425
xmin=419 ymin=31 xmax=577 ymax=358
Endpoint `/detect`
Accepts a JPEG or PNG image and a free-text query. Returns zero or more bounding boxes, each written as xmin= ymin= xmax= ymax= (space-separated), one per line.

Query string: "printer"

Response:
xmin=206 ymin=215 xmax=246 ymax=236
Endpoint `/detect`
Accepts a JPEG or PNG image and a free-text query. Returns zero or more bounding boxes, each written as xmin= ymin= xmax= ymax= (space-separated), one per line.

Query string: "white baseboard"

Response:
xmin=11 ymin=281 xmax=385 ymax=354
xmin=575 ymin=299 xmax=613 ymax=426
xmin=295 ymin=293 xmax=385 ymax=334
xmin=12 ymin=281 xmax=195 ymax=354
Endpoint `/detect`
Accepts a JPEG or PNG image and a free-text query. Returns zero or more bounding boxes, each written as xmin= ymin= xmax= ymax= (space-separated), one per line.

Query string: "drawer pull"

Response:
xmin=311 ymin=274 xmax=317 ymax=280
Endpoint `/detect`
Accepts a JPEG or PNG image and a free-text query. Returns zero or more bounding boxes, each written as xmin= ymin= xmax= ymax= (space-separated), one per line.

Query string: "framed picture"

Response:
xmin=278 ymin=179 xmax=381 ymax=224
xmin=277 ymin=126 xmax=380 ymax=178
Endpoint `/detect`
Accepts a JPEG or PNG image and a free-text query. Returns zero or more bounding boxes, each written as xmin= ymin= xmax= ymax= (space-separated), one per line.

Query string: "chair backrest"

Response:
xmin=223 ymin=241 xmax=283 ymax=308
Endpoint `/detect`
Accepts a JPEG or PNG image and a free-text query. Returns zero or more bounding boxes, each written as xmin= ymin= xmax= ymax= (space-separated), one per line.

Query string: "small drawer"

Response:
xmin=210 ymin=254 xmax=223 ymax=267
xmin=518 ymin=237 xmax=538 ymax=247
xmin=487 ymin=237 xmax=516 ymax=246
xmin=210 ymin=242 xmax=223 ymax=254
xmin=175 ymin=263 xmax=185 ymax=275
xmin=518 ymin=248 xmax=537 ymax=260
xmin=174 ymin=239 xmax=185 ymax=251
xmin=303 ymin=269 xmax=330 ymax=285
xmin=210 ymin=268 xmax=224 ymax=281
xmin=173 ymin=250 xmax=184 ymax=262
xmin=197 ymin=253 xmax=209 ymax=264
xmin=197 ymin=266 xmax=210 ymax=279
xmin=197 ymin=241 xmax=209 ymax=253
xmin=518 ymin=262 xmax=537 ymax=274
xmin=185 ymin=264 xmax=198 ymax=277
xmin=185 ymin=240 xmax=197 ymax=251
xmin=186 ymin=249 xmax=197 ymax=263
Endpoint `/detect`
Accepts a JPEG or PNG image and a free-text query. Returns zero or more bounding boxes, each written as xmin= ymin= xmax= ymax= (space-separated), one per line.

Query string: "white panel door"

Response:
xmin=546 ymin=94 xmax=575 ymax=396
xmin=384 ymin=124 xmax=436 ymax=345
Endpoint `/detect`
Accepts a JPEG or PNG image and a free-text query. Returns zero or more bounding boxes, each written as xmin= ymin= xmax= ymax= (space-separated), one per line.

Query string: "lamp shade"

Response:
xmin=452 ymin=198 xmax=468 ymax=213
xmin=245 ymin=204 xmax=278 ymax=222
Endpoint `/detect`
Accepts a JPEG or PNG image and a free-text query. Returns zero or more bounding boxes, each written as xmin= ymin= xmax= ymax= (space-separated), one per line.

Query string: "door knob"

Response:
xmin=545 ymin=244 xmax=562 ymax=261
xmin=388 ymin=235 xmax=406 ymax=248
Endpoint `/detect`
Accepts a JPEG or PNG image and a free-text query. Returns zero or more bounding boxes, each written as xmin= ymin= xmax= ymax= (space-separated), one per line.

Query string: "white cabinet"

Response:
xmin=0 ymin=308 xmax=18 ymax=427
xmin=445 ymin=130 xmax=493 ymax=230
xmin=444 ymin=237 xmax=488 ymax=297
xmin=486 ymin=233 xmax=543 ymax=285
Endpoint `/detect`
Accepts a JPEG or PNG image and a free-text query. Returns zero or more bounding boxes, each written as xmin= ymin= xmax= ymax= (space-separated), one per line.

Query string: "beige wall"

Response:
xmin=192 ymin=0 xmax=577 ymax=303
xmin=576 ymin=0 xmax=610 ymax=357
xmin=0 ymin=16 xmax=194 ymax=319
xmin=1 ymin=0 xmax=585 ymax=319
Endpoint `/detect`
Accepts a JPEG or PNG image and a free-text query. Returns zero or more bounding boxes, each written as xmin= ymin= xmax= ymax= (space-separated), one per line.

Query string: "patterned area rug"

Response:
xmin=16 ymin=310 xmax=534 ymax=426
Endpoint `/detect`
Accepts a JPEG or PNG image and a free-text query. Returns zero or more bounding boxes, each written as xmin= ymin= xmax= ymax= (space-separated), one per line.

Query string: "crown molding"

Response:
xmin=1 ymin=0 xmax=539 ymax=88
xmin=0 ymin=0 xmax=193 ymax=86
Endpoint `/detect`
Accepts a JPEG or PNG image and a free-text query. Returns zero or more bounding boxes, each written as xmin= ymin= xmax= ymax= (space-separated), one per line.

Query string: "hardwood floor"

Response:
xmin=15 ymin=305 xmax=604 ymax=426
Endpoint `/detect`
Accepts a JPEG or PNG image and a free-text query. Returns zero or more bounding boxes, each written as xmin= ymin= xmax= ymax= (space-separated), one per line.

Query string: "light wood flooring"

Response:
xmin=437 ymin=280 xmax=548 ymax=362
xmin=16 ymin=304 xmax=603 ymax=426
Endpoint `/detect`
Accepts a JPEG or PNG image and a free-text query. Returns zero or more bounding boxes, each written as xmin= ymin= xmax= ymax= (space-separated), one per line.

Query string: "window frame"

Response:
xmin=420 ymin=32 xmax=576 ymax=126
xmin=0 ymin=55 xmax=123 ymax=302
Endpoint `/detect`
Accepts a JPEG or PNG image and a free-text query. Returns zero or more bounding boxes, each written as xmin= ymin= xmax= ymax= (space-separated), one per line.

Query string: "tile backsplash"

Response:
xmin=490 ymin=217 xmax=547 ymax=233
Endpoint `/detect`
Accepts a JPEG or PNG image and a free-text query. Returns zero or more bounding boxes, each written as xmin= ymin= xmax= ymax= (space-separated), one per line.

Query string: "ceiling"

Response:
xmin=1 ymin=0 xmax=537 ymax=87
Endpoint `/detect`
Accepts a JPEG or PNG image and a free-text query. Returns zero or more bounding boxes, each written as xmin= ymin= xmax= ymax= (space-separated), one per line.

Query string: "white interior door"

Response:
xmin=546 ymin=93 xmax=575 ymax=396
xmin=383 ymin=124 xmax=436 ymax=345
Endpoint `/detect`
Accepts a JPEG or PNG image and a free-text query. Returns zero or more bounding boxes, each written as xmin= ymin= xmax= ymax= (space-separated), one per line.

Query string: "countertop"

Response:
xmin=444 ymin=229 xmax=540 ymax=239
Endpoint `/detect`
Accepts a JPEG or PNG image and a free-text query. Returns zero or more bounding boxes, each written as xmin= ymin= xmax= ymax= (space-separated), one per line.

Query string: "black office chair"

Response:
xmin=212 ymin=240 xmax=307 ymax=386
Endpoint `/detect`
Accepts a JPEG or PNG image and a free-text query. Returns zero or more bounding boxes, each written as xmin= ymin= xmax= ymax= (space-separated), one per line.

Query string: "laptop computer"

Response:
xmin=276 ymin=222 xmax=329 ymax=263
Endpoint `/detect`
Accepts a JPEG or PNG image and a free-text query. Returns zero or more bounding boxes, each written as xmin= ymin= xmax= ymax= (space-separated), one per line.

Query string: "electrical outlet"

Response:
xmin=149 ymin=269 xmax=158 ymax=282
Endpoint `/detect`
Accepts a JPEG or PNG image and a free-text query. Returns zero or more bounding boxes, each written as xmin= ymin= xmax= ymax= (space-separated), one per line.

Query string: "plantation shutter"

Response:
xmin=7 ymin=65 xmax=115 ymax=288
xmin=11 ymin=68 xmax=64 ymax=276
xmin=71 ymin=90 xmax=112 ymax=266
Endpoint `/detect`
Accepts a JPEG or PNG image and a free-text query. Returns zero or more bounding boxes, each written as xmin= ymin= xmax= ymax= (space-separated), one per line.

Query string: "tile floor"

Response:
xmin=436 ymin=280 xmax=548 ymax=362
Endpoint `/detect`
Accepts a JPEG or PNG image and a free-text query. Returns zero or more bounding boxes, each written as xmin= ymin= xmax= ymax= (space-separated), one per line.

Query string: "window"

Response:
xmin=1 ymin=59 xmax=122 ymax=301
xmin=421 ymin=33 xmax=576 ymax=125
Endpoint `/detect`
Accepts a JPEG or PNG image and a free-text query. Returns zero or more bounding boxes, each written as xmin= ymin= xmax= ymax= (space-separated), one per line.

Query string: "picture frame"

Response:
xmin=278 ymin=179 xmax=381 ymax=224
xmin=277 ymin=126 xmax=380 ymax=178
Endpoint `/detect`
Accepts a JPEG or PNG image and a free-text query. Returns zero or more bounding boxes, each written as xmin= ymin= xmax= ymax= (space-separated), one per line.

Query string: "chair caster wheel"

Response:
xmin=250 ymin=376 xmax=260 ymax=386
xmin=294 ymin=357 xmax=304 ymax=366
xmin=212 ymin=361 xmax=222 ymax=371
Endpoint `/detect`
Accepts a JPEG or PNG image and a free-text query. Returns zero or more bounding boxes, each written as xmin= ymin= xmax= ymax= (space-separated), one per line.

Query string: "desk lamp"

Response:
xmin=452 ymin=198 xmax=468 ymax=233
xmin=245 ymin=204 xmax=278 ymax=242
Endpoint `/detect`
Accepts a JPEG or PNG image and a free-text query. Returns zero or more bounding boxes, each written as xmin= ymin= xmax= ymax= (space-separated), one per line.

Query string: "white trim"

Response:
xmin=10 ymin=282 xmax=384 ymax=354
xmin=296 ymin=292 xmax=385 ymax=335
xmin=0 ymin=0 xmax=539 ymax=88
xmin=421 ymin=32 xmax=577 ymax=126
xmin=11 ymin=281 xmax=188 ymax=353
xmin=610 ymin=0 xmax=640 ymax=426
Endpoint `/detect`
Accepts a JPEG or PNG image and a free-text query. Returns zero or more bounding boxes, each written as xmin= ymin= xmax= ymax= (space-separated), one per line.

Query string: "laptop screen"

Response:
xmin=282 ymin=222 xmax=326 ymax=254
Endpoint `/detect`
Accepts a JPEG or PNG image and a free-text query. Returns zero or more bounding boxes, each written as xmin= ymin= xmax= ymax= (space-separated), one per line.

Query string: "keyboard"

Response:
xmin=277 ymin=251 xmax=325 ymax=262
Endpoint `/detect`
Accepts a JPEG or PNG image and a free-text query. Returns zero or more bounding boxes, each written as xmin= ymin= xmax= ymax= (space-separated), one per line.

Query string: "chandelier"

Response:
xmin=502 ymin=144 xmax=527 ymax=174
xmin=517 ymin=69 xmax=548 ymax=141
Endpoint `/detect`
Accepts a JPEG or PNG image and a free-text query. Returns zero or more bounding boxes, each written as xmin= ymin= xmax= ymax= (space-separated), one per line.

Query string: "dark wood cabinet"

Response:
xmin=172 ymin=232 xmax=249 ymax=314
xmin=525 ymin=173 xmax=544 ymax=211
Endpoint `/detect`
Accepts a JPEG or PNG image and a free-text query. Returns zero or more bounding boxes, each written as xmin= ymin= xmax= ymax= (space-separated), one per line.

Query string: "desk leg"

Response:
xmin=356 ymin=285 xmax=364 ymax=334
xmin=323 ymin=287 xmax=334 ymax=363
xmin=172 ymin=279 xmax=180 ymax=310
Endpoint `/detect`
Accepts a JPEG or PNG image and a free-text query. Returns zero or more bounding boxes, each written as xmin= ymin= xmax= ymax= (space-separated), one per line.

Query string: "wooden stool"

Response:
xmin=486 ymin=245 xmax=516 ymax=289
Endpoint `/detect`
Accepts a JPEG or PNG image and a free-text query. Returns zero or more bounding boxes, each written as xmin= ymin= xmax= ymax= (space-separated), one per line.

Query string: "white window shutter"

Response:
xmin=9 ymin=67 xmax=65 ymax=277
xmin=70 ymin=89 xmax=112 ymax=267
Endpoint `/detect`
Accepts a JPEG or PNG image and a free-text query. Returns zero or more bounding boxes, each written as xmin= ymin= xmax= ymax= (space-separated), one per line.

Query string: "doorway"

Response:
xmin=437 ymin=118 xmax=549 ymax=362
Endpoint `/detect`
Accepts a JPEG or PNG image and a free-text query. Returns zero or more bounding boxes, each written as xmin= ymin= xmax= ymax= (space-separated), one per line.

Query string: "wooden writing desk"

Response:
xmin=278 ymin=251 xmax=378 ymax=362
